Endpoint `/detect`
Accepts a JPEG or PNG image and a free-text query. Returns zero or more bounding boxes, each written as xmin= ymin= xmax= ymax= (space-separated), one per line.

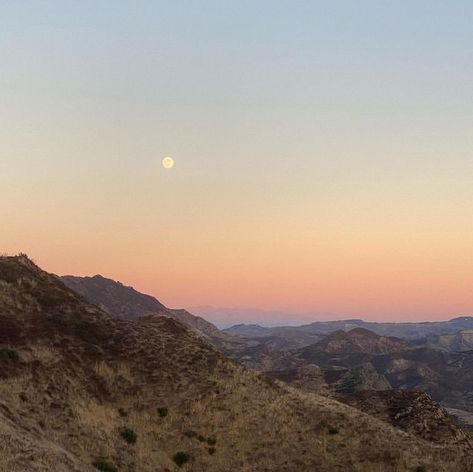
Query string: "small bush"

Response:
xmin=92 ymin=459 xmax=118 ymax=472
xmin=191 ymin=353 xmax=203 ymax=363
xmin=415 ymin=467 xmax=427 ymax=472
xmin=328 ymin=427 xmax=338 ymax=435
xmin=35 ymin=290 xmax=63 ymax=307
xmin=0 ymin=348 xmax=19 ymax=361
xmin=207 ymin=436 xmax=217 ymax=446
xmin=157 ymin=406 xmax=168 ymax=418
xmin=335 ymin=377 xmax=357 ymax=395
xmin=208 ymin=447 xmax=216 ymax=455
xmin=120 ymin=427 xmax=137 ymax=444
xmin=197 ymin=434 xmax=206 ymax=442
xmin=183 ymin=430 xmax=197 ymax=438
xmin=0 ymin=262 xmax=21 ymax=283
xmin=173 ymin=452 xmax=190 ymax=467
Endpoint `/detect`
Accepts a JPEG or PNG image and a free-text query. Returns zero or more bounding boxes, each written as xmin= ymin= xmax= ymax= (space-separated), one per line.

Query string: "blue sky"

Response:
xmin=1 ymin=1 xmax=472 ymax=323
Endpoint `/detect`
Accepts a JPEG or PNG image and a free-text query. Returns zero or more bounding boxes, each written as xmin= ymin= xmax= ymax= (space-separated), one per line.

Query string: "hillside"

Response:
xmin=61 ymin=274 xmax=168 ymax=317
xmin=420 ymin=330 xmax=473 ymax=352
xmin=296 ymin=338 xmax=473 ymax=413
xmin=304 ymin=328 xmax=408 ymax=355
xmin=268 ymin=362 xmax=391 ymax=396
xmin=1 ymin=255 xmax=473 ymax=471
xmin=60 ymin=274 xmax=242 ymax=351
xmin=339 ymin=390 xmax=472 ymax=448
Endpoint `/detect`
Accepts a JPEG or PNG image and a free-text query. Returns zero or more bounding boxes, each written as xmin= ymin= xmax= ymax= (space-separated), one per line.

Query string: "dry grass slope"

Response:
xmin=0 ymin=255 xmax=473 ymax=471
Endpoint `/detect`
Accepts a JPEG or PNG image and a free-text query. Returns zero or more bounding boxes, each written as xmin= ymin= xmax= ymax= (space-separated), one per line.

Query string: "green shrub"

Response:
xmin=120 ymin=427 xmax=137 ymax=444
xmin=208 ymin=447 xmax=216 ymax=455
xmin=197 ymin=434 xmax=206 ymax=442
xmin=35 ymin=290 xmax=63 ymax=307
xmin=328 ymin=427 xmax=338 ymax=435
xmin=157 ymin=406 xmax=168 ymax=418
xmin=0 ymin=348 xmax=19 ymax=361
xmin=92 ymin=459 xmax=118 ymax=472
xmin=0 ymin=262 xmax=21 ymax=283
xmin=86 ymin=344 xmax=103 ymax=357
xmin=183 ymin=430 xmax=197 ymax=438
xmin=415 ymin=467 xmax=427 ymax=472
xmin=173 ymin=451 xmax=190 ymax=467
xmin=335 ymin=377 xmax=357 ymax=395
xmin=207 ymin=436 xmax=217 ymax=446
xmin=191 ymin=353 xmax=203 ymax=363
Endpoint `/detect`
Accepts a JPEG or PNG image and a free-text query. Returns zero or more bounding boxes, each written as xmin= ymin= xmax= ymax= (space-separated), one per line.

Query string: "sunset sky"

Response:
xmin=1 ymin=1 xmax=472 ymax=326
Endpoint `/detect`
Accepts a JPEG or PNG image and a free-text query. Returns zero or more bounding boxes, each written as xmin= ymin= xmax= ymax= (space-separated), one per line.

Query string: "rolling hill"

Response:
xmin=1 ymin=255 xmax=473 ymax=471
xmin=60 ymin=274 xmax=243 ymax=351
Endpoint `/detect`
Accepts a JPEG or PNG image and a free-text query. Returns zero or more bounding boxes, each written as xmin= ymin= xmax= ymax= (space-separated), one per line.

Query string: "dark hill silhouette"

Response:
xmin=60 ymin=274 xmax=243 ymax=351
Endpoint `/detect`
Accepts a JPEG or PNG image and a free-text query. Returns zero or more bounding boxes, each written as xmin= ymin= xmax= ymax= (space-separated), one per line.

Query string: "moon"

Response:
xmin=162 ymin=156 xmax=174 ymax=169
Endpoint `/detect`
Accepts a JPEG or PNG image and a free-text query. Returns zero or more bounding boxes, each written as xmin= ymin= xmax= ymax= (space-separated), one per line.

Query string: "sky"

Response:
xmin=1 ymin=1 xmax=472 ymax=326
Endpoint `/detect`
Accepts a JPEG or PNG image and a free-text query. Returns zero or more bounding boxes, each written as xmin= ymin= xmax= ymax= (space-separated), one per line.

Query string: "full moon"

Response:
xmin=162 ymin=156 xmax=174 ymax=169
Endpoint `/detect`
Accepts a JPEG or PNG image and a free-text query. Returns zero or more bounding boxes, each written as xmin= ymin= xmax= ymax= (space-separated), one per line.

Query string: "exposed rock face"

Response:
xmin=340 ymin=390 xmax=473 ymax=448
xmin=295 ymin=337 xmax=473 ymax=413
xmin=2 ymin=255 xmax=473 ymax=471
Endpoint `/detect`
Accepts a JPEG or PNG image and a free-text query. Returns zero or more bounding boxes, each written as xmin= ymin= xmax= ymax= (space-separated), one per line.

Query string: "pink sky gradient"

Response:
xmin=1 ymin=2 xmax=472 ymax=325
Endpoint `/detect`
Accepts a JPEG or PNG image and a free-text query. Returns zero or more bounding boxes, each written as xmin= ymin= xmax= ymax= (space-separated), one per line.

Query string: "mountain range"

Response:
xmin=225 ymin=316 xmax=473 ymax=340
xmin=61 ymin=274 xmax=243 ymax=352
xmin=1 ymin=255 xmax=473 ymax=470
xmin=60 ymin=272 xmax=473 ymax=418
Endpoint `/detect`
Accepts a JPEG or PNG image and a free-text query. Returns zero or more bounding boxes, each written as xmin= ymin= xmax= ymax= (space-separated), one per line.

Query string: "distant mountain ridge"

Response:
xmin=226 ymin=316 xmax=473 ymax=340
xmin=4 ymin=255 xmax=473 ymax=470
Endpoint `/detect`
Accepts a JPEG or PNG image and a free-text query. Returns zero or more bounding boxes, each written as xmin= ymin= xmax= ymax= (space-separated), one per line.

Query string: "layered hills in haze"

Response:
xmin=60 ymin=270 xmax=473 ymax=421
xmin=226 ymin=317 xmax=473 ymax=340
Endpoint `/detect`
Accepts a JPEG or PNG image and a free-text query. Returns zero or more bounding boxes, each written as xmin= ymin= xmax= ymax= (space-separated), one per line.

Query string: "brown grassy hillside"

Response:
xmin=60 ymin=274 xmax=243 ymax=351
xmin=1 ymin=255 xmax=473 ymax=471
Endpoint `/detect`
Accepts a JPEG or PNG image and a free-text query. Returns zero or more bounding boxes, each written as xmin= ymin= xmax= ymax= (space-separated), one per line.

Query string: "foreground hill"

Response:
xmin=1 ymin=256 xmax=473 ymax=471
xmin=61 ymin=274 xmax=243 ymax=351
